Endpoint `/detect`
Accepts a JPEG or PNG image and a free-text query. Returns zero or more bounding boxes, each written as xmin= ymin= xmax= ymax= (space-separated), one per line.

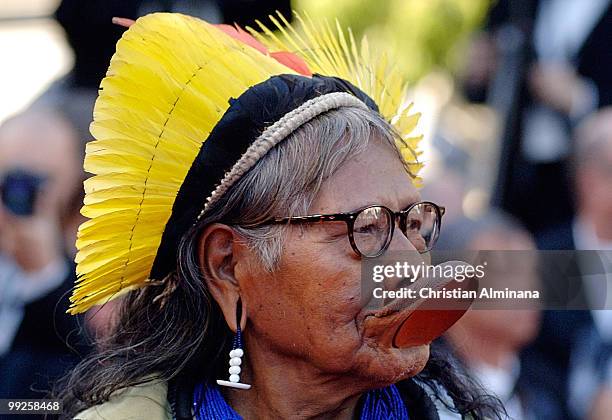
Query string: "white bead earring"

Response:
xmin=217 ymin=307 xmax=251 ymax=390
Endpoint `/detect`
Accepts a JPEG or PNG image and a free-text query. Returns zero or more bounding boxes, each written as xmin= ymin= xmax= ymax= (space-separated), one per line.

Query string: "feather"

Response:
xmin=70 ymin=11 xmax=423 ymax=314
xmin=69 ymin=13 xmax=294 ymax=314
xmin=247 ymin=11 xmax=422 ymax=177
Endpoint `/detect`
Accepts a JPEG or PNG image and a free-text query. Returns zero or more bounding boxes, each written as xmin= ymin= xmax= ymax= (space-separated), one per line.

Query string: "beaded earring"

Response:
xmin=217 ymin=303 xmax=251 ymax=390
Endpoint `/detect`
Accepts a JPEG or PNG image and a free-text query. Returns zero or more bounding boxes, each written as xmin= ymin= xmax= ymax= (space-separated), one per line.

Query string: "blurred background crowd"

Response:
xmin=0 ymin=1 xmax=610 ymax=419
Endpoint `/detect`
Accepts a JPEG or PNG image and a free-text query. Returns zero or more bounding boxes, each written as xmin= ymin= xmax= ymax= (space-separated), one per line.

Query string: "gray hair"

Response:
xmin=59 ymin=107 xmax=504 ymax=420
xmin=192 ymin=106 xmax=410 ymax=271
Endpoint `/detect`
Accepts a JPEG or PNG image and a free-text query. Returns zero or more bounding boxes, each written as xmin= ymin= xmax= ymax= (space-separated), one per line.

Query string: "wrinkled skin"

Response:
xmin=200 ymin=139 xmax=465 ymax=418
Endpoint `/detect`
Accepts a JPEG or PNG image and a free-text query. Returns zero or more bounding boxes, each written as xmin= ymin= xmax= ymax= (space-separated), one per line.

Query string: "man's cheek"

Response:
xmin=320 ymin=267 xmax=361 ymax=301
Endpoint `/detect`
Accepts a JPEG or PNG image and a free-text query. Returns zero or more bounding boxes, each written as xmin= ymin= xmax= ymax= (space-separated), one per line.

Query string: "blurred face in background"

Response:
xmin=447 ymin=229 xmax=541 ymax=365
xmin=466 ymin=229 xmax=541 ymax=349
xmin=0 ymin=110 xmax=81 ymax=266
xmin=576 ymin=139 xmax=612 ymax=241
xmin=575 ymin=109 xmax=612 ymax=241
xmin=0 ymin=111 xmax=80 ymax=216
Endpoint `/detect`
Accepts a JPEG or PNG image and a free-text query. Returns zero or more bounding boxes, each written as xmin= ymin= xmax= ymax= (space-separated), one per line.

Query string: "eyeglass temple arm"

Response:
xmin=265 ymin=213 xmax=354 ymax=224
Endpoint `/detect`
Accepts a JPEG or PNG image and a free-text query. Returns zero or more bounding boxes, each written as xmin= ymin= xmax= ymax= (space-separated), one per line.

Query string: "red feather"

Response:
xmin=214 ymin=24 xmax=311 ymax=76
xmin=270 ymin=51 xmax=311 ymax=76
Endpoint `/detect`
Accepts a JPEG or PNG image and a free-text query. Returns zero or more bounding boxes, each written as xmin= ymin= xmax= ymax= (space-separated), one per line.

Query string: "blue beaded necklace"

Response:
xmin=193 ymin=381 xmax=409 ymax=419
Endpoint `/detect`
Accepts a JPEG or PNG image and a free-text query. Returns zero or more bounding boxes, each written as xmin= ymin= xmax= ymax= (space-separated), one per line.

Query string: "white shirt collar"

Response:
xmin=573 ymin=217 xmax=612 ymax=251
xmin=472 ymin=356 xmax=521 ymax=401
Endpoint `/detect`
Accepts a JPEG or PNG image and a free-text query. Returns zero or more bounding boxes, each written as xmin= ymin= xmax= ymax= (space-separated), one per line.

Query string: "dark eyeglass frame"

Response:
xmin=258 ymin=201 xmax=446 ymax=258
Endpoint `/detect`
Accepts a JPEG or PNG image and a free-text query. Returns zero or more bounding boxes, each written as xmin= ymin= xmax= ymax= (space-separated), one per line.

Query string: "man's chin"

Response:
xmin=353 ymin=342 xmax=430 ymax=386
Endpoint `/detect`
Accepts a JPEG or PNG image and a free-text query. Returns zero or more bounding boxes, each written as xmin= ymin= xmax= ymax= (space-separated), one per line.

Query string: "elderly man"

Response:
xmin=54 ymin=12 xmax=507 ymax=420
xmin=0 ymin=109 xmax=87 ymax=400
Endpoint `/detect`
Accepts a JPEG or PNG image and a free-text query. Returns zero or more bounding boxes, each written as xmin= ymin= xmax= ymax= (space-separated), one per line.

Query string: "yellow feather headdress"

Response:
xmin=69 ymin=12 xmax=423 ymax=314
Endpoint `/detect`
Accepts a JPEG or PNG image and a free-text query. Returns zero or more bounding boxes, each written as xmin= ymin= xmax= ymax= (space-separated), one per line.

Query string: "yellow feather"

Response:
xmin=250 ymin=11 xmax=422 ymax=178
xmin=70 ymin=13 xmax=294 ymax=314
xmin=70 ymin=11 xmax=423 ymax=314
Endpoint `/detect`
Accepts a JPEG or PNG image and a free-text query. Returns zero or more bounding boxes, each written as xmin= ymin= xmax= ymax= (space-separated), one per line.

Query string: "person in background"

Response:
xmin=519 ymin=107 xmax=612 ymax=420
xmin=560 ymin=108 xmax=612 ymax=420
xmin=570 ymin=107 xmax=612 ymax=252
xmin=0 ymin=109 xmax=89 ymax=402
xmin=435 ymin=211 xmax=546 ymax=419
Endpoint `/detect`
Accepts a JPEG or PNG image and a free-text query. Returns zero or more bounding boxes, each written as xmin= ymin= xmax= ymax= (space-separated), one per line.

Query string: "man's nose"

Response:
xmin=381 ymin=226 xmax=429 ymax=292
xmin=387 ymin=224 xmax=419 ymax=254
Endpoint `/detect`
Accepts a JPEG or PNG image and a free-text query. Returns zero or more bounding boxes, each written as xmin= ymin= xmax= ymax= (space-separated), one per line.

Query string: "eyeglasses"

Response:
xmin=258 ymin=201 xmax=445 ymax=257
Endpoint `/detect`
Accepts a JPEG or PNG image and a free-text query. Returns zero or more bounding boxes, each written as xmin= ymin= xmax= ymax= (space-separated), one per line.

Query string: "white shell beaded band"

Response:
xmin=197 ymin=91 xmax=369 ymax=219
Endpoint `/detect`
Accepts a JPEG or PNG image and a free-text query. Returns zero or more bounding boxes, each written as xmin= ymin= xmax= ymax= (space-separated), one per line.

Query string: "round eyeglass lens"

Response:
xmin=404 ymin=202 xmax=439 ymax=252
xmin=353 ymin=206 xmax=392 ymax=256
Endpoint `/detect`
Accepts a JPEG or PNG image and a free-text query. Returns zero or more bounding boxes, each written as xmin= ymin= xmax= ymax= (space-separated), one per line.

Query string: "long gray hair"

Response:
xmin=57 ymin=106 xmax=501 ymax=419
xmin=58 ymin=106 xmax=403 ymax=414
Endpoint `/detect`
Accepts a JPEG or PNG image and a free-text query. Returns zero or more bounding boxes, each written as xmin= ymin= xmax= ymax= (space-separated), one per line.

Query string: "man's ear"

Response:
xmin=198 ymin=223 xmax=248 ymax=332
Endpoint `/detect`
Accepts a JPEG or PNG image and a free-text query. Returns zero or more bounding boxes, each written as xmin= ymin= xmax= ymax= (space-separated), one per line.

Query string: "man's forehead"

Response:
xmin=0 ymin=114 xmax=77 ymax=152
xmin=310 ymin=142 xmax=419 ymax=213
xmin=0 ymin=134 xmax=78 ymax=179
